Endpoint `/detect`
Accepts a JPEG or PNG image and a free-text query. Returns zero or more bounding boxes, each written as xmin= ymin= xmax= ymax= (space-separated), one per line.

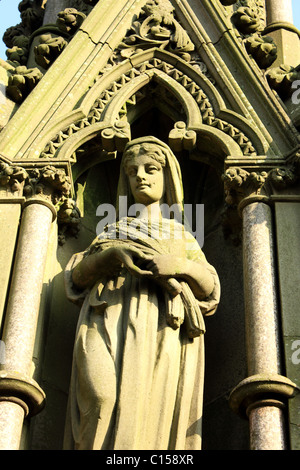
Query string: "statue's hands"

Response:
xmin=145 ymin=254 xmax=187 ymax=279
xmin=111 ymin=246 xmax=154 ymax=278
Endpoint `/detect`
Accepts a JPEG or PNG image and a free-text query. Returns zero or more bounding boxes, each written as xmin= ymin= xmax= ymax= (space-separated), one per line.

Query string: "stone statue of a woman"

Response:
xmin=64 ymin=136 xmax=220 ymax=450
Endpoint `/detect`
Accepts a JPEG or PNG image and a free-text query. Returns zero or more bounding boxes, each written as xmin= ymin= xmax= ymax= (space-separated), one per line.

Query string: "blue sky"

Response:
xmin=0 ymin=0 xmax=300 ymax=60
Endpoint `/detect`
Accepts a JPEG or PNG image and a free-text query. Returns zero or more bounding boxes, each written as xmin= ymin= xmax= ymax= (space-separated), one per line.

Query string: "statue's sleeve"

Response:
xmin=64 ymin=250 xmax=90 ymax=306
xmin=185 ymin=231 xmax=220 ymax=316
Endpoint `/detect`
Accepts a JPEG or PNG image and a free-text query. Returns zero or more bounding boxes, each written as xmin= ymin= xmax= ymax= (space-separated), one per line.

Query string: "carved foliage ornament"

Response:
xmin=6 ymin=65 xmax=43 ymax=103
xmin=223 ymin=152 xmax=300 ymax=205
xmin=3 ymin=1 xmax=46 ymax=54
xmin=114 ymin=0 xmax=194 ymax=62
xmin=5 ymin=5 xmax=88 ymax=102
xmin=0 ymin=162 xmax=80 ymax=244
xmin=34 ymin=8 xmax=87 ymax=70
xmin=266 ymin=65 xmax=300 ymax=100
xmin=222 ymin=167 xmax=268 ymax=205
xmin=244 ymin=33 xmax=277 ymax=69
xmin=222 ymin=0 xmax=300 ymax=98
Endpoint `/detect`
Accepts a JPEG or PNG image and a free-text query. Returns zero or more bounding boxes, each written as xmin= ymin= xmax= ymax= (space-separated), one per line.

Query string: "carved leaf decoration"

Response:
xmin=170 ymin=19 xmax=195 ymax=53
xmin=117 ymin=0 xmax=194 ymax=59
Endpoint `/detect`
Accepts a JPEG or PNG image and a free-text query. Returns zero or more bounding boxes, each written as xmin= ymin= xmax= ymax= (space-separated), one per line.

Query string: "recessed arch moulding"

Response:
xmin=39 ymin=48 xmax=267 ymax=187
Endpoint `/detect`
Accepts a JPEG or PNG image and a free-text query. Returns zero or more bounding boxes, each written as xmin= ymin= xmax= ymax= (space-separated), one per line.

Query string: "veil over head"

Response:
xmin=116 ymin=136 xmax=184 ymax=218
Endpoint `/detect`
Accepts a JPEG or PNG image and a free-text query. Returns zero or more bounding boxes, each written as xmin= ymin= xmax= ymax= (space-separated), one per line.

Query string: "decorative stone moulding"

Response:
xmin=229 ymin=374 xmax=299 ymax=420
xmin=0 ymin=371 xmax=45 ymax=418
xmin=264 ymin=21 xmax=300 ymax=39
xmin=169 ymin=121 xmax=197 ymax=152
xmin=38 ymin=48 xmax=260 ymax=169
xmin=222 ymin=150 xmax=300 ymax=216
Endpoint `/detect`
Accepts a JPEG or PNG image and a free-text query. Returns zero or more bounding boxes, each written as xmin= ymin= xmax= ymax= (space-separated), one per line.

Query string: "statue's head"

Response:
xmin=118 ymin=136 xmax=184 ymax=216
xmin=122 ymin=141 xmax=166 ymax=205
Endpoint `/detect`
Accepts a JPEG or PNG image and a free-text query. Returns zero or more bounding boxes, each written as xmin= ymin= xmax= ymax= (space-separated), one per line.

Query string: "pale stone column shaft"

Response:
xmin=0 ymin=201 xmax=54 ymax=450
xmin=242 ymin=202 xmax=286 ymax=450
xmin=1 ymin=201 xmax=53 ymax=374
xmin=0 ymin=402 xmax=25 ymax=451
xmin=0 ymin=203 xmax=23 ymax=327
xmin=243 ymin=202 xmax=281 ymax=376
xmin=266 ymin=0 xmax=294 ymax=25
xmin=249 ymin=405 xmax=287 ymax=450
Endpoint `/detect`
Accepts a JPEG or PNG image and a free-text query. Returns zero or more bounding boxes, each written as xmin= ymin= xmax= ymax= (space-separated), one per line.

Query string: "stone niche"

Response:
xmin=28 ymin=91 xmax=249 ymax=450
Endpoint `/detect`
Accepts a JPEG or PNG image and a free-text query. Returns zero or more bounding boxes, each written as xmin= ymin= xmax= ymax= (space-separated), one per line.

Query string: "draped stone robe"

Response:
xmin=64 ymin=217 xmax=220 ymax=450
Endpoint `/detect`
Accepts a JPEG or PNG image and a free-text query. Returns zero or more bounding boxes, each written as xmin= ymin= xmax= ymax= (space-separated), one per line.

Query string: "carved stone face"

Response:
xmin=126 ymin=154 xmax=165 ymax=205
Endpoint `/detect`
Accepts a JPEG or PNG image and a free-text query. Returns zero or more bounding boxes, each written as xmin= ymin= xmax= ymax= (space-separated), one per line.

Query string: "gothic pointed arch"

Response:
xmin=37 ymin=47 xmax=266 ymax=181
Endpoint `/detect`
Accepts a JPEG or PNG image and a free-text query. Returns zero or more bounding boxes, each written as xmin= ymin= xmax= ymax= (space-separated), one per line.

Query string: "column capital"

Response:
xmin=0 ymin=159 xmax=80 ymax=244
xmin=223 ymin=150 xmax=300 ymax=212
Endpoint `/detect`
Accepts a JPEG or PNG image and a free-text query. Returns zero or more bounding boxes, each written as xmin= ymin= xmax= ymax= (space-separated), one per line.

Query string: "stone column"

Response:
xmin=243 ymin=202 xmax=281 ymax=377
xmin=266 ymin=0 xmax=294 ymax=25
xmin=242 ymin=202 xmax=285 ymax=450
xmin=230 ymin=200 xmax=298 ymax=450
xmin=265 ymin=0 xmax=300 ymax=67
xmin=0 ymin=199 xmax=56 ymax=450
xmin=0 ymin=200 xmax=23 ymax=327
